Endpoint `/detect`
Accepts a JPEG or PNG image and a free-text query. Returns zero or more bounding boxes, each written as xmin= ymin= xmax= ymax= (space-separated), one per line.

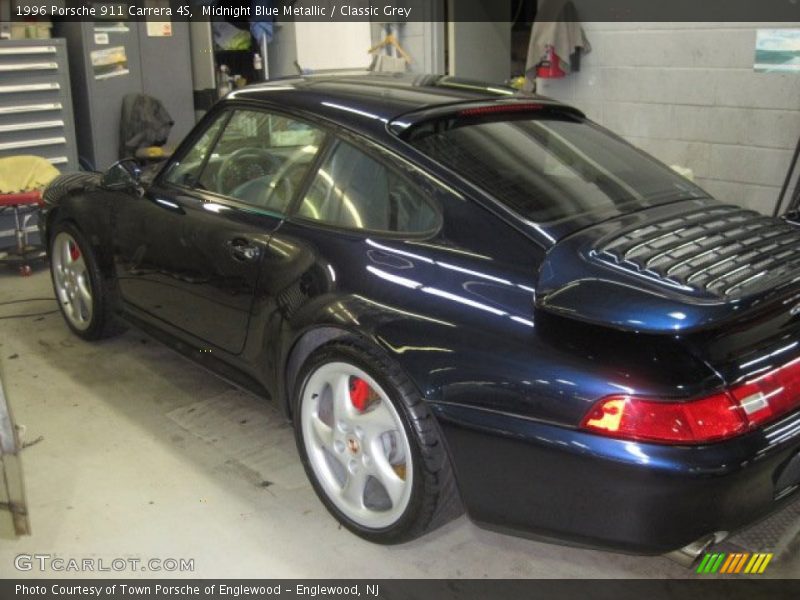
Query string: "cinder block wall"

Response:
xmin=538 ymin=22 xmax=800 ymax=215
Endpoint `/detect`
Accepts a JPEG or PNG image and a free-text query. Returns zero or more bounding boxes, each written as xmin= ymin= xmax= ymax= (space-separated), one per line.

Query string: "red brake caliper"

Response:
xmin=349 ymin=377 xmax=371 ymax=413
xmin=68 ymin=241 xmax=81 ymax=261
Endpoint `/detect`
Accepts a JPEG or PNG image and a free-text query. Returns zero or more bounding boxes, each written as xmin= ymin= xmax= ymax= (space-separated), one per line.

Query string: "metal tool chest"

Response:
xmin=0 ymin=38 xmax=79 ymax=172
xmin=0 ymin=38 xmax=77 ymax=256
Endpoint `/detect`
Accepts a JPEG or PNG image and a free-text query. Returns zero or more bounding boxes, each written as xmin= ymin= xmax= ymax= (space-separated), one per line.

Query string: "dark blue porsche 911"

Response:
xmin=41 ymin=73 xmax=800 ymax=559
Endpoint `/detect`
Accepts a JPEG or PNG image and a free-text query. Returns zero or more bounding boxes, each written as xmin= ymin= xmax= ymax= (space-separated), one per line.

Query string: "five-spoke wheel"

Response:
xmin=51 ymin=230 xmax=93 ymax=331
xmin=295 ymin=343 xmax=461 ymax=543
xmin=300 ymin=361 xmax=413 ymax=529
xmin=49 ymin=221 xmax=123 ymax=340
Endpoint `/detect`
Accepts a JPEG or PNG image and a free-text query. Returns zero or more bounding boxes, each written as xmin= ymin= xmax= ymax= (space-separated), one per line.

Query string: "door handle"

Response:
xmin=151 ymin=196 xmax=185 ymax=214
xmin=225 ymin=238 xmax=260 ymax=262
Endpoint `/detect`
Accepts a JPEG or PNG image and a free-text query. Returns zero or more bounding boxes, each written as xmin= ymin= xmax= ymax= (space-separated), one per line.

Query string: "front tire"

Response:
xmin=294 ymin=341 xmax=462 ymax=544
xmin=49 ymin=221 xmax=122 ymax=340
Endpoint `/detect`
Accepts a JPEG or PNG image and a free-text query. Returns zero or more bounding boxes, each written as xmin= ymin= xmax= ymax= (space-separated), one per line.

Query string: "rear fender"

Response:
xmin=281 ymin=301 xmax=722 ymax=428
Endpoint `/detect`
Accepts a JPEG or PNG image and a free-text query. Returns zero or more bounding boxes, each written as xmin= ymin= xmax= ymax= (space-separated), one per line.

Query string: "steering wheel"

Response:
xmin=216 ymin=147 xmax=279 ymax=196
xmin=261 ymin=146 xmax=315 ymax=212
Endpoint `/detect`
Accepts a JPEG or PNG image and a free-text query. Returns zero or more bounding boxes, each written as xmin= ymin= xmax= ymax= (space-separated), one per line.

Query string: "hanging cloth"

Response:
xmin=524 ymin=0 xmax=591 ymax=88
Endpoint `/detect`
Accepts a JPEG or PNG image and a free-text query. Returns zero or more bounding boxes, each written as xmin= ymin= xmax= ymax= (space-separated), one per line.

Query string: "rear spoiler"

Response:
xmin=388 ymin=98 xmax=586 ymax=137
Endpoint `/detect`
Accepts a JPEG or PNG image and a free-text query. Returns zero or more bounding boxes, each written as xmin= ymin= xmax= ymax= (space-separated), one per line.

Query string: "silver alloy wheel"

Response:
xmin=51 ymin=231 xmax=93 ymax=331
xmin=300 ymin=361 xmax=413 ymax=529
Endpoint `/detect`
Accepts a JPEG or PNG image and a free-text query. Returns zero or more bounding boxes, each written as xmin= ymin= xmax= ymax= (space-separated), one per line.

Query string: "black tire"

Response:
xmin=49 ymin=220 xmax=125 ymax=340
xmin=293 ymin=340 xmax=463 ymax=544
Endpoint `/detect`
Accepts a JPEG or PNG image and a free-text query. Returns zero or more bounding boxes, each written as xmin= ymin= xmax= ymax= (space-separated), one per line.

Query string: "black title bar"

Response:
xmin=4 ymin=580 xmax=800 ymax=600
xmin=7 ymin=0 xmax=800 ymax=23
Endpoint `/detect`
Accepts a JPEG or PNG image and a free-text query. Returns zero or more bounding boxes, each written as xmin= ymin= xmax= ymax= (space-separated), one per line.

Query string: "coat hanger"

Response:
xmin=367 ymin=32 xmax=412 ymax=64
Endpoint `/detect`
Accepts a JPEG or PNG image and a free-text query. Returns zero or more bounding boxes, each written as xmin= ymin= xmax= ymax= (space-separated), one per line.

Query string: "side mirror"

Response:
xmin=102 ymin=159 xmax=144 ymax=196
xmin=783 ymin=210 xmax=800 ymax=227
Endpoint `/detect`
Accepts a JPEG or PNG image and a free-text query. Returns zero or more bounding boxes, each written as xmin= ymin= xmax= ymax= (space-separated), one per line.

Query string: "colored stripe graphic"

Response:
xmin=698 ymin=553 xmax=725 ymax=574
xmin=719 ymin=554 xmax=736 ymax=573
xmin=720 ymin=553 xmax=744 ymax=573
xmin=734 ymin=553 xmax=750 ymax=574
xmin=745 ymin=554 xmax=761 ymax=574
xmin=758 ymin=554 xmax=773 ymax=573
xmin=696 ymin=554 xmax=711 ymax=573
xmin=697 ymin=552 xmax=773 ymax=575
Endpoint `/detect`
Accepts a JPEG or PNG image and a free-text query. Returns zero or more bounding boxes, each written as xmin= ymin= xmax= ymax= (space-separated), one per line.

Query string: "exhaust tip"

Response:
xmin=665 ymin=531 xmax=728 ymax=568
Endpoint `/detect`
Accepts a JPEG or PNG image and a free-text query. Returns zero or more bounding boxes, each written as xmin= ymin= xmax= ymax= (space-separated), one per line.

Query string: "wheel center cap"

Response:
xmin=346 ymin=436 xmax=360 ymax=455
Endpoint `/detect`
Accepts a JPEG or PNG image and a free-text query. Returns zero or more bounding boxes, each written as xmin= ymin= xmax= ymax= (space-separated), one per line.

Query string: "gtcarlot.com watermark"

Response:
xmin=14 ymin=554 xmax=195 ymax=573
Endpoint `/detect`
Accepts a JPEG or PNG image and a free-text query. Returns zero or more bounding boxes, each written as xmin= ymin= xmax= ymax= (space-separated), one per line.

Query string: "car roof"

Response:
xmin=225 ymin=73 xmax=585 ymax=248
xmin=225 ymin=72 xmax=575 ymax=138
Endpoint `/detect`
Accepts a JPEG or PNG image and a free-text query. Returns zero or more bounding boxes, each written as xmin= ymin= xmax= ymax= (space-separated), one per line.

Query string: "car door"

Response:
xmin=0 ymin=365 xmax=29 ymax=539
xmin=112 ymin=107 xmax=327 ymax=355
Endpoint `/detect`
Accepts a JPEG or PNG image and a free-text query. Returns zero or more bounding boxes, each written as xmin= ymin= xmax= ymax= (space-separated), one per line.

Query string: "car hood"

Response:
xmin=535 ymin=198 xmax=800 ymax=334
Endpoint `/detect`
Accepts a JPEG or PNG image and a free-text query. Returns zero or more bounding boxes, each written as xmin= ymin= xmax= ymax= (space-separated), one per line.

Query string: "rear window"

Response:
xmin=405 ymin=114 xmax=706 ymax=224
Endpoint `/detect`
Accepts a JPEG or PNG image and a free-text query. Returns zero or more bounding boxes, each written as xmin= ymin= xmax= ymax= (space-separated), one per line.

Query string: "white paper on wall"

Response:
xmin=294 ymin=22 xmax=373 ymax=72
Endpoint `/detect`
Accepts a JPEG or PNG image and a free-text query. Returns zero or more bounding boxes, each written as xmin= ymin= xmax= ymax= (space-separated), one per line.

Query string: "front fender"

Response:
xmin=40 ymin=172 xmax=114 ymax=275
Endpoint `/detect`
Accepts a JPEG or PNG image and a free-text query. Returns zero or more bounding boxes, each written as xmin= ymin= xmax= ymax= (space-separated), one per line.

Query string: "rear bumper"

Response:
xmin=433 ymin=403 xmax=800 ymax=554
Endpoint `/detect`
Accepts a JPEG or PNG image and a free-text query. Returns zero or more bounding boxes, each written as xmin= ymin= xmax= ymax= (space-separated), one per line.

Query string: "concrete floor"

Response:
xmin=0 ymin=269 xmax=798 ymax=579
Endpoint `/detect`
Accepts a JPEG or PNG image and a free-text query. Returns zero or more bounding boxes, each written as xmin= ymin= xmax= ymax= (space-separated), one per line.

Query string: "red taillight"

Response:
xmin=582 ymin=357 xmax=800 ymax=444
xmin=581 ymin=393 xmax=747 ymax=444
xmin=458 ymin=103 xmax=544 ymax=117
xmin=729 ymin=356 xmax=800 ymax=427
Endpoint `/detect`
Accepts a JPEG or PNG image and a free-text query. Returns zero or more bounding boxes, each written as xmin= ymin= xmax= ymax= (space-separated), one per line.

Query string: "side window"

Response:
xmin=162 ymin=111 xmax=227 ymax=188
xmin=197 ymin=110 xmax=324 ymax=211
xmin=297 ymin=141 xmax=439 ymax=234
xmin=164 ymin=109 xmax=325 ymax=212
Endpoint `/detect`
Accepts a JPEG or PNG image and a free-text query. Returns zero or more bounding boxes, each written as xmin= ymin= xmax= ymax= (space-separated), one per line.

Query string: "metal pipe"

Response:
xmin=260 ymin=34 xmax=269 ymax=81
xmin=665 ymin=532 xmax=727 ymax=567
xmin=774 ymin=133 xmax=800 ymax=217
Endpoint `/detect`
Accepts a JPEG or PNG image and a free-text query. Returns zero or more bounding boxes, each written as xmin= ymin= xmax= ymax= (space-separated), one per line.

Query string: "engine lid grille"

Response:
xmin=592 ymin=205 xmax=800 ymax=299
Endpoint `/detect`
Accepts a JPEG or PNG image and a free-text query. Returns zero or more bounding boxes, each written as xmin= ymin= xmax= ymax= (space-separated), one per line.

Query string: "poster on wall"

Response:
xmin=755 ymin=29 xmax=800 ymax=73
xmin=146 ymin=20 xmax=172 ymax=37
xmin=294 ymin=22 xmax=373 ymax=71
xmin=145 ymin=0 xmax=172 ymax=37
xmin=90 ymin=46 xmax=129 ymax=80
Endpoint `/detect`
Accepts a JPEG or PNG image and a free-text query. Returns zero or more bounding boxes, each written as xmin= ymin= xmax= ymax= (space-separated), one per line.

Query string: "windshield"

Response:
xmin=406 ymin=115 xmax=706 ymax=225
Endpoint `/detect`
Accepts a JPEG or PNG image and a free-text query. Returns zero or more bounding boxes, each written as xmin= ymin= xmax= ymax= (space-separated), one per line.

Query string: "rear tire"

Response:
xmin=49 ymin=221 xmax=124 ymax=340
xmin=293 ymin=340 xmax=462 ymax=544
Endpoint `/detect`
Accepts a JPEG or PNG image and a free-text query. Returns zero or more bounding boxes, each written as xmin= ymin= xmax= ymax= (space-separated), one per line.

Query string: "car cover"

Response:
xmin=119 ymin=93 xmax=175 ymax=161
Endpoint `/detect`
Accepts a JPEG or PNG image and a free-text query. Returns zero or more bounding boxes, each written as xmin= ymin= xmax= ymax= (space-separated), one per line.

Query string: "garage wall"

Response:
xmin=537 ymin=22 xmax=800 ymax=215
xmin=268 ymin=20 xmax=443 ymax=79
xmin=394 ymin=21 xmax=445 ymax=75
xmin=387 ymin=1 xmax=445 ymax=74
